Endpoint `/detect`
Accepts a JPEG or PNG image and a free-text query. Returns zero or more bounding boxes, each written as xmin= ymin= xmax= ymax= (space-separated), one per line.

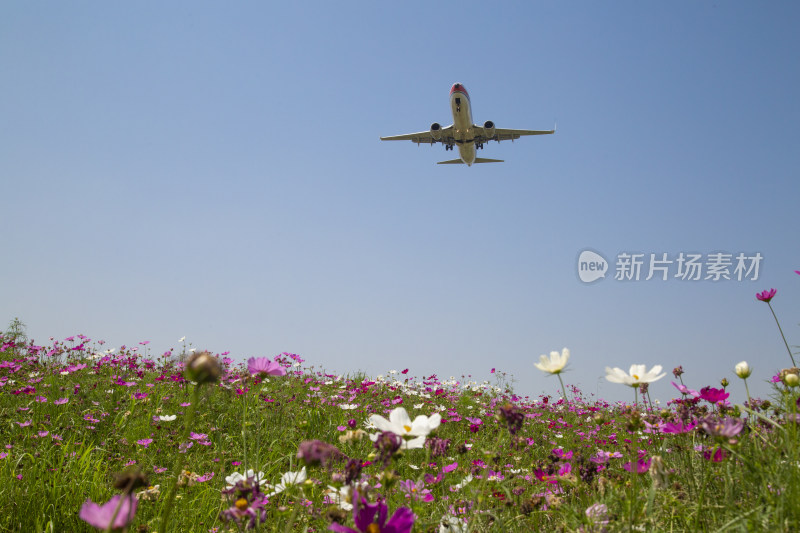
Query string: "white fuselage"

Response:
xmin=449 ymin=84 xmax=476 ymax=165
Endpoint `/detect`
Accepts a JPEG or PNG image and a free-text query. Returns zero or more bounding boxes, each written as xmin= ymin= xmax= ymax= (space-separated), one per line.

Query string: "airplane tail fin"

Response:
xmin=437 ymin=157 xmax=504 ymax=165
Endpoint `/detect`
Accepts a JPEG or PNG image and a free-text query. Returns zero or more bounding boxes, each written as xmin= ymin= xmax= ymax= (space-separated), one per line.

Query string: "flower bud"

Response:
xmin=785 ymin=373 xmax=800 ymax=388
xmin=734 ymin=361 xmax=752 ymax=379
xmin=184 ymin=351 xmax=221 ymax=385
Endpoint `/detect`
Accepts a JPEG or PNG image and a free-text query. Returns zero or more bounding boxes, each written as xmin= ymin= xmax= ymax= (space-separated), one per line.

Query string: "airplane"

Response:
xmin=380 ymin=83 xmax=554 ymax=166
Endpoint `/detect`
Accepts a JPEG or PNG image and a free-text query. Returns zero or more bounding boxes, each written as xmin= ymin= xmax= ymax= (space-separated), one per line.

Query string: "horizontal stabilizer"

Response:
xmin=436 ymin=157 xmax=504 ymax=165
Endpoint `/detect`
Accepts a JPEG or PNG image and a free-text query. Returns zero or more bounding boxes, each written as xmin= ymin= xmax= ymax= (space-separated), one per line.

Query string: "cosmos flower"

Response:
xmin=661 ymin=420 xmax=697 ymax=434
xmin=534 ymin=348 xmax=569 ymax=375
xmin=225 ymin=470 xmax=265 ymax=489
xmin=79 ymin=494 xmax=138 ymax=530
xmin=756 ymin=288 xmax=776 ymax=302
xmin=735 ymin=361 xmax=752 ymax=379
xmin=605 ymin=364 xmax=666 ymax=388
xmin=623 ymin=458 xmax=652 ymax=474
xmin=699 ymin=386 xmax=730 ymax=406
xmin=399 ymin=479 xmax=434 ymax=502
xmin=671 ymin=381 xmax=700 ymax=397
xmin=247 ymin=357 xmax=286 ymax=377
xmin=328 ymin=490 xmax=415 ymax=533
xmin=264 ymin=467 xmax=307 ymax=498
xmin=700 ymin=416 xmax=745 ymax=439
xmin=368 ymin=407 xmax=441 ymax=449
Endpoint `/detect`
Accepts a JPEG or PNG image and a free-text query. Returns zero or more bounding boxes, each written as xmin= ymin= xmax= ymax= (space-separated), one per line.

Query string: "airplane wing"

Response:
xmin=473 ymin=126 xmax=555 ymax=143
xmin=380 ymin=125 xmax=454 ymax=145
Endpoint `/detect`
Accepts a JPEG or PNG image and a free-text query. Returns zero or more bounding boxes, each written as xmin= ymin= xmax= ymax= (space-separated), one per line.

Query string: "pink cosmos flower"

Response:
xmin=54 ymin=397 xmax=68 ymax=405
xmin=671 ymin=381 xmax=700 ymax=398
xmin=442 ymin=462 xmax=458 ymax=474
xmin=552 ymin=448 xmax=574 ymax=460
xmin=399 ymin=479 xmax=434 ymax=502
xmin=137 ymin=439 xmax=153 ymax=448
xmin=700 ymin=416 xmax=745 ymax=439
xmin=247 ymin=357 xmax=286 ymax=377
xmin=329 ymin=490 xmax=415 ymax=533
xmin=623 ymin=458 xmax=651 ymax=473
xmin=590 ymin=450 xmax=623 ymax=464
xmin=196 ymin=472 xmax=215 ymax=482
xmin=696 ymin=444 xmax=728 ymax=462
xmin=699 ymin=386 xmax=730 ymax=405
xmin=756 ymin=288 xmax=777 ymax=302
xmin=662 ymin=420 xmax=697 ymax=434
xmin=79 ymin=493 xmax=138 ymax=530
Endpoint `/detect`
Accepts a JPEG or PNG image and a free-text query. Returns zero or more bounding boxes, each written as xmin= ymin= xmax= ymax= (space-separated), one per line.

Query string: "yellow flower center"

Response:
xmin=235 ymin=498 xmax=249 ymax=511
xmin=633 ymin=374 xmax=640 ymax=380
xmin=366 ymin=524 xmax=381 ymax=533
xmin=403 ymin=425 xmax=412 ymax=433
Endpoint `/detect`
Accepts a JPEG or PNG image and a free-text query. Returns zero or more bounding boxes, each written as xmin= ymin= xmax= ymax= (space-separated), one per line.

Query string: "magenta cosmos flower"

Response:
xmin=756 ymin=288 xmax=777 ymax=302
xmin=699 ymin=386 xmax=730 ymax=405
xmin=247 ymin=357 xmax=286 ymax=377
xmin=79 ymin=493 xmax=137 ymax=530
xmin=329 ymin=492 xmax=414 ymax=533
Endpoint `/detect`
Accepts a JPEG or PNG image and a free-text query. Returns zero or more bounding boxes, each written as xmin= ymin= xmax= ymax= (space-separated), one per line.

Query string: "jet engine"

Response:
xmin=430 ymin=123 xmax=442 ymax=140
xmin=483 ymin=120 xmax=496 ymax=139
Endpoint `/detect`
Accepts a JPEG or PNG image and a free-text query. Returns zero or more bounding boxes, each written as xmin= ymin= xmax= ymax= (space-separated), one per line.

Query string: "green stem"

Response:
xmin=743 ymin=378 xmax=752 ymax=410
xmin=242 ymin=384 xmax=248 ymax=473
xmin=102 ymin=492 xmax=130 ymax=533
xmin=767 ymin=302 xmax=796 ymax=366
xmin=556 ymin=374 xmax=570 ymax=405
xmin=158 ymin=384 xmax=202 ymax=533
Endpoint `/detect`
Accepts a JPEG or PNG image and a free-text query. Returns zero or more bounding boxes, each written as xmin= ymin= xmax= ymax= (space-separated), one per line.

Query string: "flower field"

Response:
xmin=1 ymin=287 xmax=799 ymax=532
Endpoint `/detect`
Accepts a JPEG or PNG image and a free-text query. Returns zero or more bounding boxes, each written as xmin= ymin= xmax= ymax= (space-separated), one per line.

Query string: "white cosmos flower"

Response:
xmin=225 ymin=469 xmax=265 ymax=489
xmin=159 ymin=415 xmax=177 ymax=421
xmin=178 ymin=336 xmax=186 ymax=342
xmin=325 ymin=484 xmax=354 ymax=510
xmin=735 ymin=361 xmax=752 ymax=379
xmin=367 ymin=407 xmax=441 ymax=449
xmin=605 ymin=364 xmax=666 ymax=387
xmin=264 ymin=467 xmax=307 ymax=497
xmin=339 ymin=404 xmax=358 ymax=410
xmin=534 ymin=348 xmax=570 ymax=375
xmin=449 ymin=474 xmax=473 ymax=491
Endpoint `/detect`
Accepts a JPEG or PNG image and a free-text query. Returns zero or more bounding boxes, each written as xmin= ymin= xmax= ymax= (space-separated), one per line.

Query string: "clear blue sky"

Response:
xmin=2 ymin=2 xmax=799 ymax=405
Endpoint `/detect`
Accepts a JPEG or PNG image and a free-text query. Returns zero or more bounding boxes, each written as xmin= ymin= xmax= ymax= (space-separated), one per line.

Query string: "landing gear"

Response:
xmin=445 ymin=144 xmax=454 ymax=151
xmin=475 ymin=142 xmax=484 ymax=150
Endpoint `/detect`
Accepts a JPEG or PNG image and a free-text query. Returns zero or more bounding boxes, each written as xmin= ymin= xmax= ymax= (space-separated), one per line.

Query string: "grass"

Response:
xmin=1 ymin=328 xmax=799 ymax=532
